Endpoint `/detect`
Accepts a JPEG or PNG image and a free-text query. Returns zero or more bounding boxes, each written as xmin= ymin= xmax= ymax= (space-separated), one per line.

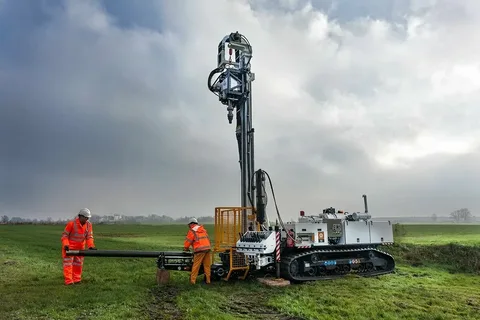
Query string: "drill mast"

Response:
xmin=207 ymin=32 xmax=257 ymax=233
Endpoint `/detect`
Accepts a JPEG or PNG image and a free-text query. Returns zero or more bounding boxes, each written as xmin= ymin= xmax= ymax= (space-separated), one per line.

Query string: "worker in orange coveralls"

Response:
xmin=61 ymin=208 xmax=97 ymax=285
xmin=183 ymin=218 xmax=211 ymax=284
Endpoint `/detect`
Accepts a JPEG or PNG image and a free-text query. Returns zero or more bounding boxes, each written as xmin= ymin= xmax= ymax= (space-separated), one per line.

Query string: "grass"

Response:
xmin=384 ymin=224 xmax=480 ymax=274
xmin=392 ymin=224 xmax=480 ymax=245
xmin=1 ymin=223 xmax=479 ymax=320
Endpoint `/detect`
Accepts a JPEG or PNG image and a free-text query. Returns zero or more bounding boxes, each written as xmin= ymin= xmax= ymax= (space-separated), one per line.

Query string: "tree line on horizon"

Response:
xmin=0 ymin=208 xmax=475 ymax=225
xmin=0 ymin=213 xmax=215 ymax=225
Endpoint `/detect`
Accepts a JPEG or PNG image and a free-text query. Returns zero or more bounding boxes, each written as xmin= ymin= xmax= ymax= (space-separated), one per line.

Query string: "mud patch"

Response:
xmin=144 ymin=284 xmax=184 ymax=320
xmin=219 ymin=293 xmax=306 ymax=320
xmin=466 ymin=297 xmax=480 ymax=311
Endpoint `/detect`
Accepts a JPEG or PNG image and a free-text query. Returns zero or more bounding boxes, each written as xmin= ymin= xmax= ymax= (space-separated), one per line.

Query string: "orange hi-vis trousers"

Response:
xmin=61 ymin=218 xmax=94 ymax=285
xmin=190 ymin=250 xmax=212 ymax=284
xmin=62 ymin=246 xmax=84 ymax=285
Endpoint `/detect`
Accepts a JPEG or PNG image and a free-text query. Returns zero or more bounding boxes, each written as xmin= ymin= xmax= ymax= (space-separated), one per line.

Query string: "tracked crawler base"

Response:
xmin=280 ymin=246 xmax=395 ymax=282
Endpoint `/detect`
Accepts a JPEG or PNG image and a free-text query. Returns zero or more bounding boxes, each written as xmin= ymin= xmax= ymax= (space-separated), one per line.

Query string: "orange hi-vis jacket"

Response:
xmin=184 ymin=224 xmax=211 ymax=253
xmin=61 ymin=217 xmax=95 ymax=249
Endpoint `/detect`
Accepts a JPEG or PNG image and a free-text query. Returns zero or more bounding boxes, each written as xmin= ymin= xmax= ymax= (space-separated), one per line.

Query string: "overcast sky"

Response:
xmin=1 ymin=0 xmax=479 ymax=220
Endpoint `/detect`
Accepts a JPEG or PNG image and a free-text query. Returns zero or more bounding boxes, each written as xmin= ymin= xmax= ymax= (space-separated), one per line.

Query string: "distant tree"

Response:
xmin=1 ymin=215 xmax=8 ymax=224
xmin=431 ymin=214 xmax=437 ymax=222
xmin=450 ymin=208 xmax=472 ymax=222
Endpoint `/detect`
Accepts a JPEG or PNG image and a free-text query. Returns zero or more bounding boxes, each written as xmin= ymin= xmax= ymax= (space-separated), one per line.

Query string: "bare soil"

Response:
xmin=145 ymin=284 xmax=184 ymax=320
xmin=218 ymin=291 xmax=306 ymax=320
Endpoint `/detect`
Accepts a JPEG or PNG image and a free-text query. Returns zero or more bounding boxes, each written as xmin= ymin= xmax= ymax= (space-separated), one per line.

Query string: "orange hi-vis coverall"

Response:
xmin=61 ymin=217 xmax=95 ymax=285
xmin=184 ymin=224 xmax=211 ymax=284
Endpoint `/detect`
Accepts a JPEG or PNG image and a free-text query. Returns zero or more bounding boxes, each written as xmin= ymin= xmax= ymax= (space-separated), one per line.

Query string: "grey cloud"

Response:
xmin=0 ymin=93 xmax=239 ymax=217
xmin=372 ymin=149 xmax=480 ymax=214
xmin=249 ymin=0 xmax=412 ymax=24
xmin=98 ymin=0 xmax=163 ymax=30
xmin=0 ymin=0 xmax=478 ymax=221
xmin=0 ymin=0 xmax=238 ymax=218
xmin=305 ymin=67 xmax=383 ymax=101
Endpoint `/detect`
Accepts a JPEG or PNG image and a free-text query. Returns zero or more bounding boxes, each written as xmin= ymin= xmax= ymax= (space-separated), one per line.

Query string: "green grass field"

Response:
xmin=1 ymin=223 xmax=479 ymax=320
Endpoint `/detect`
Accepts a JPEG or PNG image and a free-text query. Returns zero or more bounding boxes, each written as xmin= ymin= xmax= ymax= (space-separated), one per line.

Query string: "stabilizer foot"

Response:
xmin=257 ymin=278 xmax=291 ymax=287
xmin=156 ymin=268 xmax=170 ymax=285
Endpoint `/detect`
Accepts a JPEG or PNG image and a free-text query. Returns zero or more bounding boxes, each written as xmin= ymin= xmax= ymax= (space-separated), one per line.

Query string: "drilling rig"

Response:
xmin=205 ymin=31 xmax=395 ymax=282
xmin=67 ymin=31 xmax=395 ymax=283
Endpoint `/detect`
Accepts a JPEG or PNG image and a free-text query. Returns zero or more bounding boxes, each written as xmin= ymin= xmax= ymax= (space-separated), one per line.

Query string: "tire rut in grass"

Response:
xmin=145 ymin=284 xmax=183 ymax=320
xmin=219 ymin=292 xmax=306 ymax=320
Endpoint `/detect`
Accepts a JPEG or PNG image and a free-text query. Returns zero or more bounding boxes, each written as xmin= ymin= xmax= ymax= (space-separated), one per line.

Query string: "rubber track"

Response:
xmin=280 ymin=247 xmax=395 ymax=282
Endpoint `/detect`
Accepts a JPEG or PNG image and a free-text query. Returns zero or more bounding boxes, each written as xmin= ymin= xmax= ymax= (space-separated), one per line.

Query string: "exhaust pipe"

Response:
xmin=362 ymin=194 xmax=368 ymax=213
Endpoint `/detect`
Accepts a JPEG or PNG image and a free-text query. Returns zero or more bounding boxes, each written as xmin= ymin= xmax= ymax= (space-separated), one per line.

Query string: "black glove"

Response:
xmin=64 ymin=245 xmax=69 ymax=251
xmin=88 ymin=247 xmax=97 ymax=250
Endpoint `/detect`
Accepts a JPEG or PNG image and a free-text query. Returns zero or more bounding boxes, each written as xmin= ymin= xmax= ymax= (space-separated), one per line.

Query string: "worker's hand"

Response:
xmin=64 ymin=245 xmax=69 ymax=251
xmin=88 ymin=247 xmax=97 ymax=250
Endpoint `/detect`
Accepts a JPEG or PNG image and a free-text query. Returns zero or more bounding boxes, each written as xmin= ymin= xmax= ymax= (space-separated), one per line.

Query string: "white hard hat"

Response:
xmin=78 ymin=208 xmax=91 ymax=218
xmin=188 ymin=217 xmax=198 ymax=225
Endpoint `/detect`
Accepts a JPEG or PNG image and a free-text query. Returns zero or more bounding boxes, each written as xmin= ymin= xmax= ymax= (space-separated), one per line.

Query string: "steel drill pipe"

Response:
xmin=66 ymin=249 xmax=193 ymax=258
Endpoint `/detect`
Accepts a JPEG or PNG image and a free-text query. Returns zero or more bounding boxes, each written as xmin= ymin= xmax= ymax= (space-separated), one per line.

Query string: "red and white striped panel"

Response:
xmin=275 ymin=231 xmax=281 ymax=262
